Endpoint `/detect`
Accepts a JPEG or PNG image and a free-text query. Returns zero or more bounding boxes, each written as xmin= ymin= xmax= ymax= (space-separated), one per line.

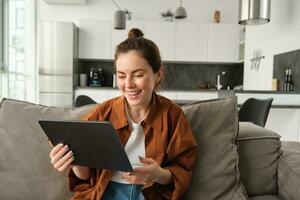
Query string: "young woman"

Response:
xmin=49 ymin=28 xmax=197 ymax=200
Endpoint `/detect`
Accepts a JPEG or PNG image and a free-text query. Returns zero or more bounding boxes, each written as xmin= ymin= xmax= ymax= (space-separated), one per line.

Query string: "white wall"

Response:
xmin=37 ymin=0 xmax=238 ymax=24
xmin=244 ymin=0 xmax=300 ymax=90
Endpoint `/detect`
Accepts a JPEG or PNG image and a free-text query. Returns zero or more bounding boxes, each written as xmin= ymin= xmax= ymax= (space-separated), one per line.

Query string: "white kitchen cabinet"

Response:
xmin=207 ymin=23 xmax=239 ymax=63
xmin=144 ymin=21 xmax=176 ymax=61
xmin=75 ymin=88 xmax=110 ymax=103
xmin=79 ymin=20 xmax=112 ymax=59
xmin=266 ymin=108 xmax=300 ymax=141
xmin=111 ymin=21 xmax=144 ymax=57
xmin=175 ymin=22 xmax=208 ymax=62
xmin=157 ymin=91 xmax=177 ymax=100
xmin=176 ymin=91 xmax=218 ymax=101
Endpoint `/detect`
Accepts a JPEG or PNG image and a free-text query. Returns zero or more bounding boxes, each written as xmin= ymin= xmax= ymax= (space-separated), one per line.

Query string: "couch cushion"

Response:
xmin=278 ymin=141 xmax=300 ymax=200
xmin=238 ymin=122 xmax=281 ymax=196
xmin=249 ymin=195 xmax=282 ymax=200
xmin=182 ymin=97 xmax=248 ymax=200
xmin=0 ymin=98 xmax=95 ymax=200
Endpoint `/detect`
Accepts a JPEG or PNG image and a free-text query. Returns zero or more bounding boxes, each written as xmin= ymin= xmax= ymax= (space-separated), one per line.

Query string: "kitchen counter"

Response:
xmin=75 ymin=87 xmax=300 ymax=108
xmin=76 ymin=86 xmax=300 ymax=94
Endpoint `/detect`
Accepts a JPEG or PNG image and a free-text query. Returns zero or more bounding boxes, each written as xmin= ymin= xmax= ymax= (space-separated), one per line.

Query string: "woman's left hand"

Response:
xmin=121 ymin=156 xmax=172 ymax=186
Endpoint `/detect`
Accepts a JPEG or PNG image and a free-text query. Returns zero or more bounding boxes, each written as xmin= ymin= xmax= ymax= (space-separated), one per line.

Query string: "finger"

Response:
xmin=49 ymin=143 xmax=64 ymax=157
xmin=138 ymin=156 xmax=155 ymax=165
xmin=121 ymin=174 xmax=145 ymax=184
xmin=53 ymin=151 xmax=73 ymax=170
xmin=132 ymin=166 xmax=148 ymax=174
xmin=51 ymin=145 xmax=70 ymax=165
xmin=57 ymin=155 xmax=75 ymax=172
xmin=48 ymin=139 xmax=54 ymax=147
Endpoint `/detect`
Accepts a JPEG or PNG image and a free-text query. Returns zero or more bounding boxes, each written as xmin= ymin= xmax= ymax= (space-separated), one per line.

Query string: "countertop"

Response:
xmin=75 ymin=87 xmax=300 ymax=108
xmin=76 ymin=86 xmax=300 ymax=94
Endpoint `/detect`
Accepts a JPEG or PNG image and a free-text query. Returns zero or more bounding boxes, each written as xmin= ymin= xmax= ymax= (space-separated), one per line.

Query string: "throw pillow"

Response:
xmin=182 ymin=97 xmax=248 ymax=200
xmin=0 ymin=98 xmax=95 ymax=200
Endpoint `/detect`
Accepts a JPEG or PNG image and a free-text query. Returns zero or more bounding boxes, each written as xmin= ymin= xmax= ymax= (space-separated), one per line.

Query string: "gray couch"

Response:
xmin=0 ymin=97 xmax=299 ymax=200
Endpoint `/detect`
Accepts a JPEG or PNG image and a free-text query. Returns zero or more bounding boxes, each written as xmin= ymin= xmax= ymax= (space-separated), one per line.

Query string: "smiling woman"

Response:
xmin=0 ymin=0 xmax=36 ymax=102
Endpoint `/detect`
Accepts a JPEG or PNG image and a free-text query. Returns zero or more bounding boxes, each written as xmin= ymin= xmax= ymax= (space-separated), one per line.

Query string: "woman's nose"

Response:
xmin=125 ymin=77 xmax=135 ymax=88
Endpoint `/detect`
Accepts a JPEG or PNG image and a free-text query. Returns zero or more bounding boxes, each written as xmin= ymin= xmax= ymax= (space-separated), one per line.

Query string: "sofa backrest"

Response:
xmin=0 ymin=98 xmax=94 ymax=200
xmin=238 ymin=122 xmax=281 ymax=196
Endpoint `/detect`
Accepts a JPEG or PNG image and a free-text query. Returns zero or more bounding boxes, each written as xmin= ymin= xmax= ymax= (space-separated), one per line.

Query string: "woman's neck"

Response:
xmin=126 ymin=103 xmax=150 ymax=123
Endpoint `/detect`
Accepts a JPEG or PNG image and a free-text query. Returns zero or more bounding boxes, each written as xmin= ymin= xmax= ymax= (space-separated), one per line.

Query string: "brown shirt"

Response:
xmin=68 ymin=92 xmax=197 ymax=200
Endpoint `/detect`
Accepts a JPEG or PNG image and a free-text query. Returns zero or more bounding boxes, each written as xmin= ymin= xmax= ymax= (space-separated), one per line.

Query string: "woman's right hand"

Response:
xmin=49 ymin=143 xmax=74 ymax=172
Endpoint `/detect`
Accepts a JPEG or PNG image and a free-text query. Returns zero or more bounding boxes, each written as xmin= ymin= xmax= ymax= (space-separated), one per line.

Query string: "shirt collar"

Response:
xmin=110 ymin=92 xmax=163 ymax=132
xmin=110 ymin=96 xmax=128 ymax=130
xmin=143 ymin=92 xmax=163 ymax=132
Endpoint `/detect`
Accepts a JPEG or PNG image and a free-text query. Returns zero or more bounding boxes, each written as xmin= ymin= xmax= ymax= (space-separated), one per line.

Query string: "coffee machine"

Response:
xmin=89 ymin=68 xmax=104 ymax=87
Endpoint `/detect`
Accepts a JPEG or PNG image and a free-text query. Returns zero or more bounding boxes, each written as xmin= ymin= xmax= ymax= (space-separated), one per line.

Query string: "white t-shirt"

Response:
xmin=110 ymin=107 xmax=146 ymax=184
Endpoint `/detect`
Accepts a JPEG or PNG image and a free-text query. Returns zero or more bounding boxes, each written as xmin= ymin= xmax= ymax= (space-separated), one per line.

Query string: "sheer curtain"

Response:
xmin=0 ymin=0 xmax=36 ymax=102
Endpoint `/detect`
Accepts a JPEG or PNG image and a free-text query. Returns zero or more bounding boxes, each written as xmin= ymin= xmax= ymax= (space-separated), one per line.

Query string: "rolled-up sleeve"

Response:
xmin=162 ymin=110 xmax=198 ymax=199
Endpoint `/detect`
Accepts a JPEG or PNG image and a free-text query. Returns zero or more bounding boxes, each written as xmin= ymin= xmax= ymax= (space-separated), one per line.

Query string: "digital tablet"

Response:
xmin=38 ymin=120 xmax=133 ymax=172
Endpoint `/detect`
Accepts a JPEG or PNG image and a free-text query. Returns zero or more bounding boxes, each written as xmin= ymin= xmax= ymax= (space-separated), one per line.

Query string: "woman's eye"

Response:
xmin=118 ymin=76 xmax=125 ymax=79
xmin=135 ymin=74 xmax=144 ymax=77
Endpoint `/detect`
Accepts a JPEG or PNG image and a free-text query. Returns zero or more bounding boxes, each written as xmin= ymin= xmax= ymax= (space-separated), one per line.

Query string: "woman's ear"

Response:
xmin=156 ymin=67 xmax=163 ymax=83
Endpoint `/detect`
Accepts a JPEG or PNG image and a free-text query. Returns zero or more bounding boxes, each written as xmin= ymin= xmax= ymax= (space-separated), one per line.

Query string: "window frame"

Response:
xmin=0 ymin=0 xmax=36 ymax=102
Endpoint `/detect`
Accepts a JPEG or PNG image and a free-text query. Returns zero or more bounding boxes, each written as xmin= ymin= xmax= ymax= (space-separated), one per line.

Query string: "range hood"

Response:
xmin=239 ymin=0 xmax=271 ymax=25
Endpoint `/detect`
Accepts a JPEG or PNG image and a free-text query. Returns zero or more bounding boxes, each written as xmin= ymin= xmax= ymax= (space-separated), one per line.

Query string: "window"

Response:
xmin=0 ymin=0 xmax=36 ymax=102
xmin=0 ymin=0 xmax=4 ymax=99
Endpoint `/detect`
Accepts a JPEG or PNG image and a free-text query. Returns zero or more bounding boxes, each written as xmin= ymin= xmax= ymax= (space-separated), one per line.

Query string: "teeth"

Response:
xmin=127 ymin=91 xmax=140 ymax=95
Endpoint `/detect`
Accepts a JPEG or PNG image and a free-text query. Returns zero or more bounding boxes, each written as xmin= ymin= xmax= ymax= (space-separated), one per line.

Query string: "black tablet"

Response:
xmin=38 ymin=120 xmax=132 ymax=172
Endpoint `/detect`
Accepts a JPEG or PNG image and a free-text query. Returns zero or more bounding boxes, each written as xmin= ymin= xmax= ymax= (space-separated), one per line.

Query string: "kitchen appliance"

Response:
xmin=239 ymin=0 xmax=271 ymax=25
xmin=89 ymin=68 xmax=104 ymax=87
xmin=37 ymin=21 xmax=78 ymax=108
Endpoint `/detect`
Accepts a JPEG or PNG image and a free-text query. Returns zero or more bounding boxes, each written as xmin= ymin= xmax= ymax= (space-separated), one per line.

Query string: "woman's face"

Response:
xmin=116 ymin=50 xmax=162 ymax=110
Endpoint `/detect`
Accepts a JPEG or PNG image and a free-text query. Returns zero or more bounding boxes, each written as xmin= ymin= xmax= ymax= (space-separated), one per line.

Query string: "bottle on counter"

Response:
xmin=98 ymin=68 xmax=104 ymax=86
xmin=89 ymin=68 xmax=94 ymax=86
xmin=288 ymin=68 xmax=294 ymax=91
xmin=113 ymin=73 xmax=117 ymax=88
xmin=283 ymin=68 xmax=289 ymax=91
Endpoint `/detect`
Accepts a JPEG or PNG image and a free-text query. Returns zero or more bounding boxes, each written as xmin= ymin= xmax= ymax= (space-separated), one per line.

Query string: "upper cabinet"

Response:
xmin=175 ymin=22 xmax=208 ymax=62
xmin=207 ymin=23 xmax=239 ymax=63
xmin=111 ymin=21 xmax=144 ymax=58
xmin=144 ymin=22 xmax=176 ymax=61
xmin=79 ymin=20 xmax=240 ymax=63
xmin=79 ymin=20 xmax=112 ymax=59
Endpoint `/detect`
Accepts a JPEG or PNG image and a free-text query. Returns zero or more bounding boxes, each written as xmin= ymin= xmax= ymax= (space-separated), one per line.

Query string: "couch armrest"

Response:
xmin=278 ymin=141 xmax=300 ymax=200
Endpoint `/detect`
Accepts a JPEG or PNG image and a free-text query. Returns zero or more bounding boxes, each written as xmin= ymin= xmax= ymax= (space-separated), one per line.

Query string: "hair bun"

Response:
xmin=128 ymin=28 xmax=144 ymax=38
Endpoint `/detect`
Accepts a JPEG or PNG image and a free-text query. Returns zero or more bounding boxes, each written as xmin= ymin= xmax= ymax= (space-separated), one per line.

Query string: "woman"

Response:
xmin=49 ymin=28 xmax=197 ymax=200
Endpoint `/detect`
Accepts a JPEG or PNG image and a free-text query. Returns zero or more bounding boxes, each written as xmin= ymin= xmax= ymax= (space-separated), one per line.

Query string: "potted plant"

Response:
xmin=161 ymin=9 xmax=174 ymax=21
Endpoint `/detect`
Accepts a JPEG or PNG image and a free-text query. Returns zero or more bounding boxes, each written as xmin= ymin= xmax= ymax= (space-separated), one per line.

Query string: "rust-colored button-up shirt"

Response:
xmin=68 ymin=92 xmax=197 ymax=200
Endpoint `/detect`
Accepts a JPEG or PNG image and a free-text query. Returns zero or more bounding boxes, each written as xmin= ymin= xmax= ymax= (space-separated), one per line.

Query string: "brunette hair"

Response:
xmin=115 ymin=28 xmax=162 ymax=74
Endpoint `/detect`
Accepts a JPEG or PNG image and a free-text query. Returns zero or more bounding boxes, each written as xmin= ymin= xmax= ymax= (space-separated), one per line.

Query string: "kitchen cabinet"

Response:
xmin=75 ymin=88 xmax=218 ymax=104
xmin=78 ymin=20 xmax=240 ymax=62
xmin=144 ymin=21 xmax=176 ymax=61
xmin=111 ymin=21 xmax=144 ymax=57
xmin=266 ymin=108 xmax=300 ymax=141
xmin=176 ymin=91 xmax=217 ymax=101
xmin=79 ymin=20 xmax=112 ymax=59
xmin=207 ymin=23 xmax=239 ymax=63
xmin=175 ymin=22 xmax=208 ymax=62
